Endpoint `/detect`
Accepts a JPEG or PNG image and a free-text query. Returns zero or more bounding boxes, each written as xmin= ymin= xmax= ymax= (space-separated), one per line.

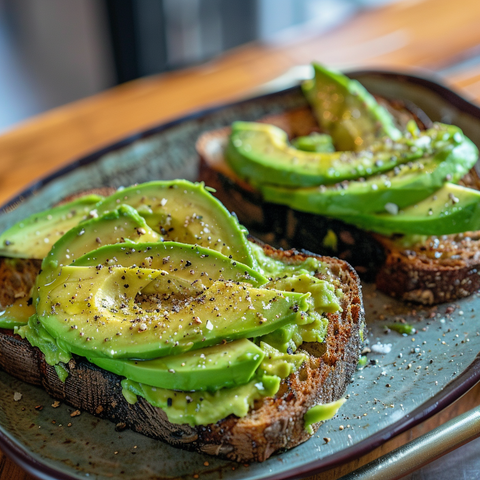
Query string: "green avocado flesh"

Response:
xmin=0 ymin=180 xmax=253 ymax=267
xmin=72 ymin=241 xmax=265 ymax=285
xmin=259 ymin=341 xmax=307 ymax=377
xmin=34 ymin=205 xmax=160 ymax=302
xmin=0 ymin=195 xmax=103 ymax=259
xmin=225 ymin=64 xmax=480 ymax=236
xmin=121 ymin=374 xmax=281 ymax=427
xmin=29 ymin=240 xmax=335 ymax=425
xmin=0 ymin=299 xmax=35 ymax=328
xmin=291 ymin=133 xmax=335 ymax=153
xmin=303 ymin=397 xmax=346 ymax=434
xmin=302 ymin=63 xmax=401 ymax=150
xmin=226 ymin=121 xmax=426 ymax=187
xmin=260 ymin=126 xmax=478 ymax=216
xmin=93 ymin=180 xmax=254 ymax=266
xmin=88 ymin=338 xmax=264 ymax=392
xmin=18 ymin=315 xmax=71 ymax=368
xmin=338 ymin=182 xmax=480 ymax=235
xmin=36 ymin=250 xmax=309 ymax=359
xmin=4 ymin=179 xmax=341 ymax=427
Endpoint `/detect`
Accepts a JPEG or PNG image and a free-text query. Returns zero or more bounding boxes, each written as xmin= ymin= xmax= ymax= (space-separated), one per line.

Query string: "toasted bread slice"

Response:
xmin=374 ymin=170 xmax=480 ymax=303
xmin=197 ymin=105 xmax=480 ymax=305
xmin=0 ymin=205 xmax=364 ymax=463
xmin=374 ymin=230 xmax=480 ymax=304
xmin=0 ymin=245 xmax=363 ymax=462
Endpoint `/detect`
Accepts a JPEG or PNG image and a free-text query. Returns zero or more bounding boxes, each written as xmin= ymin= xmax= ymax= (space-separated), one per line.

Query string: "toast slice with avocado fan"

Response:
xmin=0 ymin=186 xmax=364 ymax=463
xmin=197 ymin=98 xmax=480 ymax=305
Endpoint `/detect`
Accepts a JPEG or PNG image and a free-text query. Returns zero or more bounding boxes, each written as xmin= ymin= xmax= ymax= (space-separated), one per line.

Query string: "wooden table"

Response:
xmin=1 ymin=0 xmax=480 ymax=478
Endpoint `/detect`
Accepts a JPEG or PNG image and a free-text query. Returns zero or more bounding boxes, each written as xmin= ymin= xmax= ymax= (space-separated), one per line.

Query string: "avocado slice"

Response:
xmin=302 ymin=63 xmax=401 ymax=151
xmin=226 ymin=121 xmax=426 ymax=188
xmin=0 ymin=299 xmax=35 ymax=328
xmin=36 ymin=262 xmax=309 ymax=359
xmin=121 ymin=374 xmax=281 ymax=427
xmin=291 ymin=133 xmax=335 ymax=153
xmin=88 ymin=338 xmax=264 ymax=392
xmin=94 ymin=180 xmax=254 ymax=266
xmin=337 ymin=182 xmax=480 ymax=235
xmin=36 ymin=242 xmax=307 ymax=359
xmin=1 ymin=180 xmax=254 ymax=267
xmin=259 ymin=125 xmax=478 ymax=215
xmin=72 ymin=241 xmax=266 ymax=286
xmin=35 ymin=205 xmax=160 ymax=300
xmin=0 ymin=195 xmax=103 ymax=259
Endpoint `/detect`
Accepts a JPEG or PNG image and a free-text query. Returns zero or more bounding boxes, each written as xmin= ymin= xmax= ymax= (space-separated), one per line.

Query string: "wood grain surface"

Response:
xmin=1 ymin=0 xmax=480 ymax=478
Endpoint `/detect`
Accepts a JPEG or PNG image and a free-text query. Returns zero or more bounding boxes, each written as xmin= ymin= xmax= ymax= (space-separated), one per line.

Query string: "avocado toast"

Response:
xmin=0 ymin=180 xmax=364 ymax=462
xmin=197 ymin=64 xmax=480 ymax=304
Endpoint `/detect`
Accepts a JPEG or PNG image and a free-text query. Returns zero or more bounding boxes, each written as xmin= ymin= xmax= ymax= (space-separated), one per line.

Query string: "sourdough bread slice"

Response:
xmin=0 ymin=221 xmax=363 ymax=463
xmin=197 ymin=105 xmax=480 ymax=305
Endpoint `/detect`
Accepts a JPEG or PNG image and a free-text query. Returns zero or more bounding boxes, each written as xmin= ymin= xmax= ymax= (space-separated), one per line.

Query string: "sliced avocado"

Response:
xmin=37 ymin=266 xmax=308 ymax=359
xmin=291 ymin=133 xmax=335 ymax=153
xmin=226 ymin=121 xmax=426 ymax=187
xmin=259 ymin=323 xmax=298 ymax=353
xmin=88 ymin=338 xmax=264 ymax=392
xmin=72 ymin=241 xmax=265 ymax=286
xmin=121 ymin=374 xmax=281 ymax=427
xmin=94 ymin=180 xmax=254 ymax=266
xmin=36 ymin=242 xmax=308 ymax=359
xmin=302 ymin=63 xmax=401 ymax=150
xmin=338 ymin=182 xmax=480 ymax=235
xmin=0 ymin=195 xmax=103 ymax=259
xmin=0 ymin=298 xmax=35 ymax=328
xmin=260 ymin=125 xmax=478 ymax=215
xmin=35 ymin=205 xmax=160 ymax=300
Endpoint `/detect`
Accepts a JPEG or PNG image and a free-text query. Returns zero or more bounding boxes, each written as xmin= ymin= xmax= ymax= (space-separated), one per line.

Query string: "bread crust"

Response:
xmin=375 ymin=232 xmax=480 ymax=304
xmin=0 ymin=232 xmax=363 ymax=463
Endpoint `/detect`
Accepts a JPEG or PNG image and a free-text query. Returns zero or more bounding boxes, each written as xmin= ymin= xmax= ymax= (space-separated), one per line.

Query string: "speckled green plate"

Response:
xmin=1 ymin=71 xmax=480 ymax=480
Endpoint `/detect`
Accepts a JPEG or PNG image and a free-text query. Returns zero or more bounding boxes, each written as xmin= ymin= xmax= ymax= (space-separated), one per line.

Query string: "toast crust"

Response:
xmin=0 ymin=220 xmax=364 ymax=463
xmin=375 ymin=232 xmax=480 ymax=304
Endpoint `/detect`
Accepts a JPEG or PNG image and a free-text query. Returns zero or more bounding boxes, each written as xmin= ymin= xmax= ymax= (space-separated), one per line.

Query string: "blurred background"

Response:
xmin=0 ymin=0 xmax=395 ymax=133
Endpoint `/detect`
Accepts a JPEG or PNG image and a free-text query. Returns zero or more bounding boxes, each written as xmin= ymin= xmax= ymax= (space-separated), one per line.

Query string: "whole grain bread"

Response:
xmin=197 ymin=104 xmax=480 ymax=305
xmin=0 ymin=208 xmax=364 ymax=463
xmin=0 ymin=257 xmax=41 ymax=307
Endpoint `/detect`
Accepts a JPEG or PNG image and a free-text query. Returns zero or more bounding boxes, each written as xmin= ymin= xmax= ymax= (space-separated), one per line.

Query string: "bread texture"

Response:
xmin=0 ymin=257 xmax=41 ymax=307
xmin=197 ymin=105 xmax=480 ymax=305
xmin=0 ymin=216 xmax=364 ymax=463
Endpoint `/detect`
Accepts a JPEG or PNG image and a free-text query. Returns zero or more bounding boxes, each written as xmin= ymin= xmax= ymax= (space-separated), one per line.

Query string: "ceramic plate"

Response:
xmin=1 ymin=71 xmax=480 ymax=480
